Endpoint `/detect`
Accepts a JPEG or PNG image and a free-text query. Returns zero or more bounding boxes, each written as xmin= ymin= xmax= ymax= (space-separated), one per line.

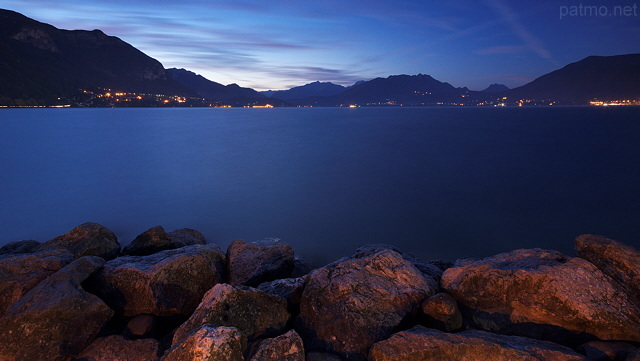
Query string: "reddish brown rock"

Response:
xmin=306 ymin=353 xmax=344 ymax=361
xmin=296 ymin=249 xmax=436 ymax=360
xmin=89 ymin=244 xmax=225 ymax=317
xmin=441 ymin=248 xmax=640 ymax=344
xmin=227 ymin=238 xmax=295 ymax=287
xmin=162 ymin=326 xmax=247 ymax=361
xmin=249 ymin=330 xmax=305 ymax=361
xmin=419 ymin=292 xmax=462 ymax=332
xmin=37 ymin=222 xmax=121 ymax=260
xmin=75 ymin=335 xmax=160 ymax=361
xmin=125 ymin=314 xmax=156 ymax=338
xmin=627 ymin=349 xmax=640 ymax=361
xmin=576 ymin=234 xmax=640 ymax=306
xmin=577 ymin=341 xmax=637 ymax=361
xmin=368 ymin=326 xmax=588 ymax=361
xmin=0 ymin=256 xmax=113 ymax=361
xmin=121 ymin=225 xmax=206 ymax=256
xmin=0 ymin=249 xmax=73 ymax=316
xmin=172 ymin=283 xmax=290 ymax=346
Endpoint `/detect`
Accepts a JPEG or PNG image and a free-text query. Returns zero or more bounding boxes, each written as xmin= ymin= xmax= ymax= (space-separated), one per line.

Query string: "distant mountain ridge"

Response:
xmin=0 ymin=9 xmax=191 ymax=105
xmin=506 ymin=54 xmax=640 ymax=103
xmin=167 ymin=68 xmax=264 ymax=103
xmin=1 ymin=9 xmax=639 ymax=106
xmin=262 ymin=81 xmax=346 ymax=100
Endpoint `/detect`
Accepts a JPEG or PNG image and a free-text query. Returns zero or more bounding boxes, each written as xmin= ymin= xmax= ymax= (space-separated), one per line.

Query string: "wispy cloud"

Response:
xmin=474 ymin=45 xmax=527 ymax=55
xmin=485 ymin=0 xmax=552 ymax=60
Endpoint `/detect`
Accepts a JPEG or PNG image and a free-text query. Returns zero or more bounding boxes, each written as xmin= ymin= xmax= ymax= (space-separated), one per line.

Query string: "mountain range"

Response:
xmin=1 ymin=8 xmax=639 ymax=107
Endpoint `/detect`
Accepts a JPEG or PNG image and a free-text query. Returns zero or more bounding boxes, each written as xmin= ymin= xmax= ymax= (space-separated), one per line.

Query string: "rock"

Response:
xmin=89 ymin=244 xmax=225 ymax=317
xmin=306 ymin=353 xmax=344 ymax=361
xmin=172 ymin=283 xmax=290 ymax=346
xmin=162 ymin=326 xmax=247 ymax=361
xmin=353 ymin=244 xmax=442 ymax=287
xmin=75 ymin=335 xmax=160 ymax=361
xmin=0 ymin=256 xmax=114 ymax=361
xmin=577 ymin=341 xmax=637 ymax=361
xmin=125 ymin=314 xmax=156 ymax=338
xmin=296 ymin=249 xmax=436 ymax=360
xmin=419 ymin=292 xmax=462 ymax=332
xmin=257 ymin=277 xmax=306 ymax=307
xmin=226 ymin=238 xmax=295 ymax=287
xmin=248 ymin=330 xmax=305 ymax=361
xmin=121 ymin=225 xmax=206 ymax=256
xmin=576 ymin=234 xmax=640 ymax=306
xmin=0 ymin=249 xmax=74 ymax=316
xmin=291 ymin=257 xmax=314 ymax=277
xmin=368 ymin=326 xmax=588 ymax=361
xmin=37 ymin=222 xmax=121 ymax=260
xmin=0 ymin=239 xmax=41 ymax=255
xmin=441 ymin=248 xmax=640 ymax=344
xmin=628 ymin=350 xmax=640 ymax=361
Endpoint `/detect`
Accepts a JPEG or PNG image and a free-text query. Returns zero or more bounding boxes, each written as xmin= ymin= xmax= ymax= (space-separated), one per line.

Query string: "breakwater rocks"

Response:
xmin=1 ymin=223 xmax=639 ymax=361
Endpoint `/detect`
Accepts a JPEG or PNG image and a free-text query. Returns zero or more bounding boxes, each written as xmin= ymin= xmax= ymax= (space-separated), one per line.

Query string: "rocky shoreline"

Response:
xmin=0 ymin=222 xmax=639 ymax=361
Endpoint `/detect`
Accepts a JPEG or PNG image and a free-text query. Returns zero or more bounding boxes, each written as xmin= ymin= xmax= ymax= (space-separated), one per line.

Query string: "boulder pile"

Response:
xmin=0 ymin=223 xmax=639 ymax=360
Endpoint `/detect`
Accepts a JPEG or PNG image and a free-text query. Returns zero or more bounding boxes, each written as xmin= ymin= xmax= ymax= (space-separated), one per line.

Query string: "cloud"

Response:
xmin=474 ymin=45 xmax=527 ymax=55
xmin=485 ymin=0 xmax=552 ymax=60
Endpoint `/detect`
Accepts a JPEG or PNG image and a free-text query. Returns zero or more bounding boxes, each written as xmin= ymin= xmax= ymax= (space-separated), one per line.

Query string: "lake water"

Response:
xmin=1 ymin=107 xmax=639 ymax=266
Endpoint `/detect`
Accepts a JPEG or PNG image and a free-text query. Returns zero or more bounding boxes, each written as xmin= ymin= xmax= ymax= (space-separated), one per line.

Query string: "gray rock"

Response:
xmin=89 ymin=244 xmax=225 ymax=317
xmin=37 ymin=222 xmax=121 ymax=260
xmin=249 ymin=330 xmax=305 ymax=361
xmin=257 ymin=277 xmax=306 ymax=307
xmin=162 ymin=326 xmax=247 ymax=361
xmin=441 ymin=248 xmax=640 ymax=344
xmin=576 ymin=234 xmax=640 ymax=307
xmin=226 ymin=238 xmax=295 ymax=287
xmin=0 ymin=240 xmax=41 ymax=255
xmin=0 ymin=256 xmax=114 ymax=361
xmin=121 ymin=225 xmax=206 ymax=256
xmin=368 ymin=326 xmax=588 ymax=361
xmin=296 ymin=249 xmax=437 ymax=360
xmin=172 ymin=283 xmax=290 ymax=346
xmin=75 ymin=335 xmax=160 ymax=361
xmin=419 ymin=292 xmax=462 ymax=332
xmin=0 ymin=249 xmax=74 ymax=316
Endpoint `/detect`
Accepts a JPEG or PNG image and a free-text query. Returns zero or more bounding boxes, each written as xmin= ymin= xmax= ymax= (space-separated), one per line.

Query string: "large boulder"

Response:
xmin=576 ymin=234 xmax=640 ymax=306
xmin=257 ymin=276 xmax=306 ymax=308
xmin=368 ymin=326 xmax=588 ymax=361
xmin=75 ymin=335 xmax=160 ymax=361
xmin=0 ymin=249 xmax=74 ymax=316
xmin=248 ymin=330 xmax=305 ymax=361
xmin=576 ymin=341 xmax=637 ymax=361
xmin=172 ymin=283 xmax=290 ymax=346
xmin=226 ymin=238 xmax=295 ymax=286
xmin=352 ymin=244 xmax=443 ymax=285
xmin=37 ymin=222 xmax=121 ymax=260
xmin=296 ymin=249 xmax=437 ymax=360
xmin=441 ymin=248 xmax=640 ymax=344
xmin=162 ymin=325 xmax=247 ymax=361
xmin=89 ymin=244 xmax=225 ymax=317
xmin=0 ymin=256 xmax=114 ymax=361
xmin=121 ymin=225 xmax=206 ymax=256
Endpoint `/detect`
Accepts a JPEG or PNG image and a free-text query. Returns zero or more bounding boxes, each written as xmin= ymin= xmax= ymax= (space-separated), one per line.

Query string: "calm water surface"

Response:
xmin=1 ymin=107 xmax=639 ymax=265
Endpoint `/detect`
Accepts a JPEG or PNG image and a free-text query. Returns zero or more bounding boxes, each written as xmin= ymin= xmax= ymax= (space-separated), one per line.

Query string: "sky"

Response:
xmin=1 ymin=0 xmax=638 ymax=90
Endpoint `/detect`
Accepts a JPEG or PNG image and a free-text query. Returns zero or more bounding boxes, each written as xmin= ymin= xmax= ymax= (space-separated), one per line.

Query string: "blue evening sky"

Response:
xmin=1 ymin=0 xmax=638 ymax=90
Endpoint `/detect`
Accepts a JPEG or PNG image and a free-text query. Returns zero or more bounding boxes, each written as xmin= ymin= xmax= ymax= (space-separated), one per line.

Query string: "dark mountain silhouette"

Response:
xmin=506 ymin=54 xmax=640 ymax=103
xmin=166 ymin=68 xmax=265 ymax=103
xmin=331 ymin=74 xmax=468 ymax=106
xmin=482 ymin=83 xmax=510 ymax=93
xmin=0 ymin=9 xmax=192 ymax=105
xmin=262 ymin=81 xmax=346 ymax=100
